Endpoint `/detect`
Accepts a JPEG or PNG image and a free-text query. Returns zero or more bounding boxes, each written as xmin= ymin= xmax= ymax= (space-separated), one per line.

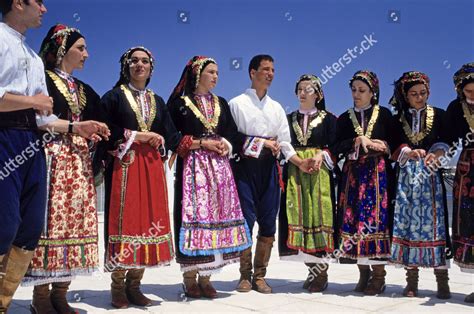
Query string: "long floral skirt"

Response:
xmin=105 ymin=143 xmax=174 ymax=270
xmin=24 ymin=135 xmax=99 ymax=286
xmin=391 ymin=160 xmax=448 ymax=267
xmin=337 ymin=155 xmax=391 ymax=260
xmin=452 ymin=148 xmax=474 ymax=271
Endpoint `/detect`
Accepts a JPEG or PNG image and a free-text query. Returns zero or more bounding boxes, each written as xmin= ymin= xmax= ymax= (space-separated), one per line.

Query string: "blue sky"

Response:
xmin=24 ymin=0 xmax=474 ymax=115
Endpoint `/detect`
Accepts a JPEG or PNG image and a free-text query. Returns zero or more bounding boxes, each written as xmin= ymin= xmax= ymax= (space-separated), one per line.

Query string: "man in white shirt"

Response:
xmin=229 ymin=55 xmax=313 ymax=294
xmin=0 ymin=1 xmax=51 ymax=311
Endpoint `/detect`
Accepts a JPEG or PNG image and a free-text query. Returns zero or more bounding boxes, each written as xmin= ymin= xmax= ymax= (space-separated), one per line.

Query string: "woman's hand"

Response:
xmin=369 ymin=139 xmax=388 ymax=153
xmin=74 ymin=120 xmax=110 ymax=142
xmin=136 ymin=131 xmax=164 ymax=149
xmin=202 ymin=139 xmax=227 ymax=156
xmin=310 ymin=151 xmax=324 ymax=171
xmin=407 ymin=148 xmax=427 ymax=161
xmin=355 ymin=135 xmax=372 ymax=153
xmin=424 ymin=149 xmax=444 ymax=167
xmin=298 ymin=158 xmax=315 ymax=174
xmin=264 ymin=139 xmax=280 ymax=156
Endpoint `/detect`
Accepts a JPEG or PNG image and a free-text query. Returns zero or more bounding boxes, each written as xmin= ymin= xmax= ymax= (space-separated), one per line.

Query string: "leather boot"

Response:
xmin=308 ymin=264 xmax=328 ymax=293
xmin=465 ymin=292 xmax=474 ymax=303
xmin=303 ymin=263 xmax=316 ymax=290
xmin=0 ymin=246 xmax=34 ymax=312
xmin=50 ymin=281 xmax=77 ymax=314
xmin=364 ymin=265 xmax=386 ymax=295
xmin=111 ymin=270 xmax=129 ymax=309
xmin=236 ymin=248 xmax=252 ymax=292
xmin=198 ymin=275 xmax=218 ymax=299
xmin=252 ymin=236 xmax=274 ymax=294
xmin=402 ymin=268 xmax=418 ymax=297
xmin=434 ymin=269 xmax=451 ymax=299
xmin=30 ymin=284 xmax=57 ymax=314
xmin=182 ymin=270 xmax=201 ymax=298
xmin=125 ymin=269 xmax=152 ymax=306
xmin=354 ymin=265 xmax=371 ymax=292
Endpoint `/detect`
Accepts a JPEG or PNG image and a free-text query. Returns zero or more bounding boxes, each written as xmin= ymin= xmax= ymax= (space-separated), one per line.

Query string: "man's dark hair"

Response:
xmin=1 ymin=0 xmax=31 ymax=16
xmin=248 ymin=54 xmax=274 ymax=78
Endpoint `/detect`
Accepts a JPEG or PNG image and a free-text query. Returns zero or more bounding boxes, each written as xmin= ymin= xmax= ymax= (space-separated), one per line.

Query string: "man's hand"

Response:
xmin=264 ymin=139 xmax=280 ymax=156
xmin=31 ymin=93 xmax=53 ymax=116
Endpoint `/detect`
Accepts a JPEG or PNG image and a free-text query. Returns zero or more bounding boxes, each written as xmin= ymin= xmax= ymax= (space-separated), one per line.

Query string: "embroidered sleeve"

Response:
xmin=391 ymin=143 xmax=408 ymax=162
xmin=221 ymin=137 xmax=233 ymax=157
xmin=428 ymin=142 xmax=450 ymax=154
xmin=397 ymin=146 xmax=412 ymax=168
xmin=108 ymin=129 xmax=137 ymax=160
xmin=348 ymin=139 xmax=360 ymax=161
xmin=322 ymin=148 xmax=335 ymax=170
xmin=177 ymin=135 xmax=193 ymax=158
xmin=242 ymin=136 xmax=265 ymax=158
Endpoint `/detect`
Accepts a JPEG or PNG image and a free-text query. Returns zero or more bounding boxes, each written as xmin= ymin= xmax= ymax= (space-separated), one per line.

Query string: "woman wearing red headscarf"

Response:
xmin=24 ymin=24 xmax=110 ymax=314
xmin=167 ymin=56 xmax=251 ymax=299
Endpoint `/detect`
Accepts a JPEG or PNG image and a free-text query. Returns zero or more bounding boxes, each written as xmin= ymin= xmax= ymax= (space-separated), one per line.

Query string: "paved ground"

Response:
xmin=9 ymin=213 xmax=473 ymax=314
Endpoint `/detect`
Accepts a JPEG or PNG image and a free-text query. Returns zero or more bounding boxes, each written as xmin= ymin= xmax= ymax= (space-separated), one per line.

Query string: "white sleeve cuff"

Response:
xmin=322 ymin=150 xmax=334 ymax=170
xmin=118 ymin=131 xmax=137 ymax=160
xmin=35 ymin=113 xmax=59 ymax=127
xmin=280 ymin=141 xmax=296 ymax=162
xmin=398 ymin=146 xmax=412 ymax=168
xmin=348 ymin=143 xmax=360 ymax=161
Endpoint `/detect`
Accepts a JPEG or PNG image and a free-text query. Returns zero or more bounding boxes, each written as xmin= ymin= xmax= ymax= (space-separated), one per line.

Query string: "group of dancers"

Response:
xmin=0 ymin=1 xmax=472 ymax=313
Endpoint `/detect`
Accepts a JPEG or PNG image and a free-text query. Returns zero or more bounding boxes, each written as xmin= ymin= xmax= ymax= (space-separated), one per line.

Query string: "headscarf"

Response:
xmin=349 ymin=70 xmax=380 ymax=105
xmin=294 ymin=74 xmax=326 ymax=110
xmin=389 ymin=71 xmax=430 ymax=114
xmin=39 ymin=24 xmax=84 ymax=70
xmin=453 ymin=62 xmax=474 ymax=100
xmin=113 ymin=46 xmax=155 ymax=88
xmin=167 ymin=56 xmax=216 ymax=104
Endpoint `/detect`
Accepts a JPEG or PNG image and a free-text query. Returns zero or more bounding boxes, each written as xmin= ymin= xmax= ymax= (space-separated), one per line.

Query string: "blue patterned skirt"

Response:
xmin=391 ymin=160 xmax=447 ymax=267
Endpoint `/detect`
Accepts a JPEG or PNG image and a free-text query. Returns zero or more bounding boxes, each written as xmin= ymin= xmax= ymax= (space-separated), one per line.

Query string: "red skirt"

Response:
xmin=106 ymin=143 xmax=173 ymax=269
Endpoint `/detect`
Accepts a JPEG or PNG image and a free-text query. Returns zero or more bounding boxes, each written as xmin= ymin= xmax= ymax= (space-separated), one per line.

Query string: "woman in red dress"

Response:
xmin=96 ymin=47 xmax=181 ymax=309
